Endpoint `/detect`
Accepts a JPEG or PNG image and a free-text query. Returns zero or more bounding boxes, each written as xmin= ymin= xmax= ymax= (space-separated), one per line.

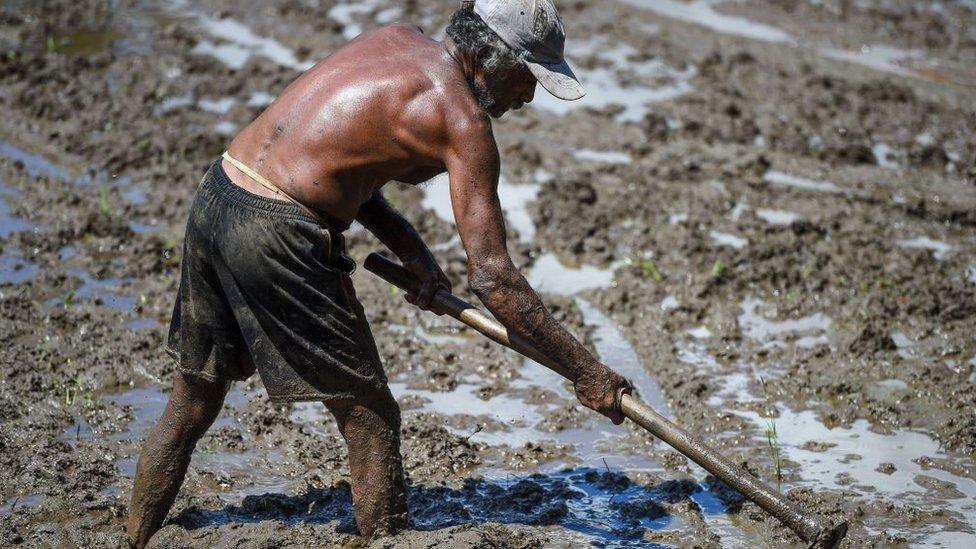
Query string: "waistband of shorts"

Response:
xmin=202 ymin=158 xmax=350 ymax=231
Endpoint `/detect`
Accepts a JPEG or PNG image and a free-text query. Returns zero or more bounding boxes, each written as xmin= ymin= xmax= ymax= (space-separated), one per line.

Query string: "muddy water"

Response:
xmin=2 ymin=0 xmax=976 ymax=547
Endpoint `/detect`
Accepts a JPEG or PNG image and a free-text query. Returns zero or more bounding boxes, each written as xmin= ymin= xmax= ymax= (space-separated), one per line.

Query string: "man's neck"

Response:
xmin=442 ymin=37 xmax=478 ymax=83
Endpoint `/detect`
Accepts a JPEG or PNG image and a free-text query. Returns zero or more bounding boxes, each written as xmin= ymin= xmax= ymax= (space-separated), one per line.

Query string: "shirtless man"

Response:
xmin=127 ymin=1 xmax=632 ymax=546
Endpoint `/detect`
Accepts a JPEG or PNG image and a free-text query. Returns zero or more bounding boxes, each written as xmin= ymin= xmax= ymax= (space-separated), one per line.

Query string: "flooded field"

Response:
xmin=1 ymin=0 xmax=975 ymax=547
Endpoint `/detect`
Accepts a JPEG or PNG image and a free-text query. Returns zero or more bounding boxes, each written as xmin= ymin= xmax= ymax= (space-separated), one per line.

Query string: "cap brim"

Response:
xmin=526 ymin=58 xmax=585 ymax=101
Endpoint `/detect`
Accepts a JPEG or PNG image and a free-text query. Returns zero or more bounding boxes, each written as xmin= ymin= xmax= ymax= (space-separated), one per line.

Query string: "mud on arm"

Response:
xmin=356 ymin=191 xmax=451 ymax=309
xmin=444 ymin=118 xmax=630 ymax=423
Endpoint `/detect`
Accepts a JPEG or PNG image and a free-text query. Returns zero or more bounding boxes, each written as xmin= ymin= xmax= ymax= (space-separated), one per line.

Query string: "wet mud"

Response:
xmin=1 ymin=0 xmax=975 ymax=547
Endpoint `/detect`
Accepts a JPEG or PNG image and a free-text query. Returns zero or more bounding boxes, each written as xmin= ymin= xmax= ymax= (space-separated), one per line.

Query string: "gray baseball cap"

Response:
xmin=470 ymin=0 xmax=585 ymax=101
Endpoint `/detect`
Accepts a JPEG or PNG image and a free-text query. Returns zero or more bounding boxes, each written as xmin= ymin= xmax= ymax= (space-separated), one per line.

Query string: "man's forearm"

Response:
xmin=356 ymin=192 xmax=430 ymax=261
xmin=471 ymin=263 xmax=597 ymax=381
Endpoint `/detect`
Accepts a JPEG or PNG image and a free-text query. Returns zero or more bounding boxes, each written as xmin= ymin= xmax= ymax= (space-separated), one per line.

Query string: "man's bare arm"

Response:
xmin=356 ymin=191 xmax=427 ymax=260
xmin=444 ymin=115 xmax=630 ymax=422
xmin=357 ymin=191 xmax=451 ymax=308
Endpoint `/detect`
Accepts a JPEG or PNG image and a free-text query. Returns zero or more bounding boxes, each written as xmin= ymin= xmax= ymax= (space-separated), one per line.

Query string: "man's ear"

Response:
xmin=473 ymin=45 xmax=493 ymax=72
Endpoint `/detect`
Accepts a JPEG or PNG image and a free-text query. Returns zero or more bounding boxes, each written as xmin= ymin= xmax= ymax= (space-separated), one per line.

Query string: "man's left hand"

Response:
xmin=402 ymin=253 xmax=452 ymax=314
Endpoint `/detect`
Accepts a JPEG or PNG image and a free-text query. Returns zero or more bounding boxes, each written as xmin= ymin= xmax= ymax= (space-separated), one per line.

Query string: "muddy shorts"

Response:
xmin=166 ymin=159 xmax=388 ymax=403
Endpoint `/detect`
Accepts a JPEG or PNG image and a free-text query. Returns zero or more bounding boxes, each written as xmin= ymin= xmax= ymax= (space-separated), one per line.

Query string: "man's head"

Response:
xmin=446 ymin=0 xmax=584 ymax=118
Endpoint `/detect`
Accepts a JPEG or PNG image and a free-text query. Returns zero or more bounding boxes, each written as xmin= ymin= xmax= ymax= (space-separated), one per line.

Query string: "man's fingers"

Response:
xmin=418 ymin=283 xmax=436 ymax=308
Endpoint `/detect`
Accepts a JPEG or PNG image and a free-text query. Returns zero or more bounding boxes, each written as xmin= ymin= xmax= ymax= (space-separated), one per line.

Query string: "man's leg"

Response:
xmin=325 ymin=387 xmax=407 ymax=537
xmin=126 ymin=373 xmax=229 ymax=548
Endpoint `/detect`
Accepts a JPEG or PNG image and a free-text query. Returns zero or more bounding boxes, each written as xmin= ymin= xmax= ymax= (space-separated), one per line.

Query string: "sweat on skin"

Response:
xmin=126 ymin=2 xmax=632 ymax=546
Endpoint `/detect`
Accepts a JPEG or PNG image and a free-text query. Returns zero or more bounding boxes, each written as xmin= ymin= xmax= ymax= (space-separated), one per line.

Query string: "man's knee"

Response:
xmin=368 ymin=386 xmax=401 ymax=432
xmin=162 ymin=373 xmax=228 ymax=441
xmin=330 ymin=387 xmax=401 ymax=440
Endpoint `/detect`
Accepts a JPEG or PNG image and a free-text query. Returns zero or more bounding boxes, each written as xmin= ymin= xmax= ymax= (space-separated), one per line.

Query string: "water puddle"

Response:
xmin=755 ymin=208 xmax=800 ymax=225
xmin=104 ymin=386 xmax=170 ymax=442
xmin=98 ymin=383 xmax=286 ymax=500
xmin=0 ymin=181 xmax=40 ymax=286
xmin=0 ymin=494 xmax=44 ymax=516
xmin=576 ymin=298 xmax=669 ymax=415
xmin=0 ymin=183 xmax=37 ymax=238
xmin=247 ymin=91 xmax=276 ymax=108
xmin=0 ymin=248 xmax=39 ymax=285
xmin=410 ymin=467 xmax=702 ymax=546
xmin=154 ymin=93 xmax=195 ymax=116
xmin=122 ymin=317 xmax=163 ymax=331
xmin=737 ymin=297 xmax=831 ymax=348
xmin=619 ymin=0 xmax=793 ymax=43
xmin=709 ymin=230 xmax=747 ymax=249
xmin=890 ymin=331 xmax=915 ymax=359
xmin=189 ymin=13 xmax=313 ymax=71
xmin=897 ymin=237 xmax=953 ymax=260
xmin=871 ymin=142 xmax=904 ymax=170
xmin=572 ymin=149 xmax=632 ymax=164
xmin=762 ymin=170 xmax=845 ymax=194
xmin=0 ymin=141 xmax=74 ymax=182
xmin=866 ymin=378 xmax=908 ymax=401
xmin=329 ymin=0 xmax=384 ymax=41
xmin=531 ymin=38 xmax=695 ymax=123
xmin=819 ymin=43 xmax=925 ymax=80
xmin=50 ymin=28 xmax=124 ymax=57
xmin=706 ymin=371 xmax=762 ymax=408
xmin=734 ymin=406 xmax=976 ymax=546
xmin=619 ymin=0 xmax=954 ymax=85
xmin=214 ymin=121 xmax=237 ymax=136
xmin=728 ymin=202 xmax=748 ymax=222
xmin=526 ymin=254 xmax=615 ymax=296
xmin=668 ymin=212 xmax=688 ymax=225
xmin=121 ymin=186 xmax=148 ymax=205
xmin=420 ymin=173 xmax=540 ymax=242
xmin=198 ymin=97 xmax=236 ymax=114
xmin=54 ymin=268 xmax=137 ymax=312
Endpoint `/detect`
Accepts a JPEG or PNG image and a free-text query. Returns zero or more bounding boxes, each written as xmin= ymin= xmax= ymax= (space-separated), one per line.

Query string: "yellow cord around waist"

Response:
xmin=221 ymin=151 xmax=322 ymax=221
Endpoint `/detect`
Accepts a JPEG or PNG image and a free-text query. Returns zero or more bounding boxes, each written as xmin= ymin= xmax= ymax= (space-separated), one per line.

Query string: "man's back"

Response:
xmin=225 ymin=24 xmax=482 ymax=223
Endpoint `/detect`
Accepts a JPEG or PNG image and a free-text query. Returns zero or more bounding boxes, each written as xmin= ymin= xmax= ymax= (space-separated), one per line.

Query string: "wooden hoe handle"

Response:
xmin=364 ymin=252 xmax=847 ymax=548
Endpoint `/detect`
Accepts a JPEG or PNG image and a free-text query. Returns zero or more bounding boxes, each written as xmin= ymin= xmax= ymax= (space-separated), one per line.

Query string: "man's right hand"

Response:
xmin=573 ymin=361 xmax=633 ymax=425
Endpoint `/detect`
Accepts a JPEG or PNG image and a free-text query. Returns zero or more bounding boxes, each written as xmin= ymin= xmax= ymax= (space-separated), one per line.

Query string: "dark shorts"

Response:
xmin=166 ymin=159 xmax=388 ymax=403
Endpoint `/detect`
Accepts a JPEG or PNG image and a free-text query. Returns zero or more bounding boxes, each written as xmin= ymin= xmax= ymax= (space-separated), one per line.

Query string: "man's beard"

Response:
xmin=470 ymin=78 xmax=498 ymax=116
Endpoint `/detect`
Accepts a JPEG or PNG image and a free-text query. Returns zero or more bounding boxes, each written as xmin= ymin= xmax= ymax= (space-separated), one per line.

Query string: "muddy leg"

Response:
xmin=126 ymin=373 xmax=229 ymax=548
xmin=326 ymin=386 xmax=407 ymax=537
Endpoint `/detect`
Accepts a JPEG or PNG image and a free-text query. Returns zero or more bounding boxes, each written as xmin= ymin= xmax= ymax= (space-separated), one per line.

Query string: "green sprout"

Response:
xmin=711 ymin=259 xmax=726 ymax=278
xmin=99 ymin=185 xmax=110 ymax=214
xmin=640 ymin=258 xmax=663 ymax=282
xmin=62 ymin=288 xmax=76 ymax=308
xmin=759 ymin=376 xmax=783 ymax=487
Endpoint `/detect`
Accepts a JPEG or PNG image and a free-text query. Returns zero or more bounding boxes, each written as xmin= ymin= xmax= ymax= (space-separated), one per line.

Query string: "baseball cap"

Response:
xmin=467 ymin=0 xmax=585 ymax=101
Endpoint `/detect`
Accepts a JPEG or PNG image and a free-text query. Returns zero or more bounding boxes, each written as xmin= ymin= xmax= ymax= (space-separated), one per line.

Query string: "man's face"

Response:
xmin=474 ymin=61 xmax=537 ymax=119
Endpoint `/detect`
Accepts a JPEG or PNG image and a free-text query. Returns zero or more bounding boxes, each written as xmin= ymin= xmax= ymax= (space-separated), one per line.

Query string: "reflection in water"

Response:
xmin=0 ymin=141 xmax=74 ymax=182
xmin=531 ymin=38 xmax=696 ymax=123
xmin=172 ymin=467 xmax=737 ymax=547
xmin=896 ymin=236 xmax=953 ymax=260
xmin=190 ymin=14 xmax=313 ymax=71
xmin=763 ymin=170 xmax=845 ymax=194
xmin=734 ymin=405 xmax=976 ymax=546
xmin=755 ymin=208 xmax=800 ymax=225
xmin=620 ymin=0 xmax=962 ymax=84
xmin=527 ymin=254 xmax=615 ymax=296
xmin=737 ymin=297 xmax=831 ymax=346
xmin=709 ymin=230 xmax=748 ymax=249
